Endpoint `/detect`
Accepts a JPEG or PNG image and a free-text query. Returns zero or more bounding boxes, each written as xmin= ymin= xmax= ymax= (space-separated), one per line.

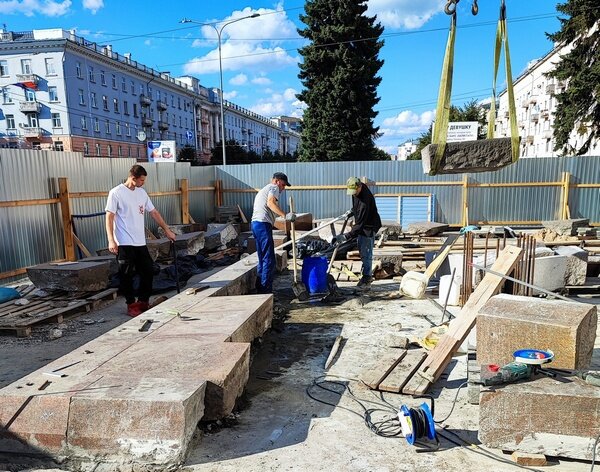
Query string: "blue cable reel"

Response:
xmin=398 ymin=398 xmax=438 ymax=450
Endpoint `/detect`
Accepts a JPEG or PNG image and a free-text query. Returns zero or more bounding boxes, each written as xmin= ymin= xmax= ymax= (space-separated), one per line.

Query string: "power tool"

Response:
xmin=479 ymin=349 xmax=554 ymax=386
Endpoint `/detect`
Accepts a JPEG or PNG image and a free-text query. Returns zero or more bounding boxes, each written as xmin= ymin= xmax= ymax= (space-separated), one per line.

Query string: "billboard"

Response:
xmin=147 ymin=140 xmax=176 ymax=163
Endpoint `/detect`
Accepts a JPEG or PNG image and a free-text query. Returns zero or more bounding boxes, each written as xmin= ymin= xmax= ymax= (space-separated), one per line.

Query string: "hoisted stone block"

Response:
xmin=26 ymin=261 xmax=110 ymax=292
xmin=421 ymin=138 xmax=514 ymax=174
xmin=476 ymin=294 xmax=597 ymax=369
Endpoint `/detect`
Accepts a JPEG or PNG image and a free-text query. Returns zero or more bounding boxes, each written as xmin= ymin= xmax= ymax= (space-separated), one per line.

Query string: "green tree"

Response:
xmin=177 ymin=145 xmax=197 ymax=164
xmin=408 ymin=100 xmax=487 ymax=159
xmin=297 ymin=0 xmax=384 ymax=162
xmin=546 ymin=0 xmax=600 ymax=155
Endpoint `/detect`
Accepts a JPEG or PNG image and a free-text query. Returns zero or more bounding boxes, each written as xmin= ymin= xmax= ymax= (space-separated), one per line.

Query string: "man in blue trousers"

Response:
xmin=251 ymin=172 xmax=295 ymax=294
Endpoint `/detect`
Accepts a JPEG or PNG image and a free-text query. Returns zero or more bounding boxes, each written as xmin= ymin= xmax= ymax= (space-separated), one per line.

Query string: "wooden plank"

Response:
xmin=8 ymin=301 xmax=90 ymax=327
xmin=72 ymin=232 xmax=93 ymax=258
xmin=0 ymin=198 xmax=60 ymax=208
xmin=237 ymin=204 xmax=249 ymax=224
xmin=423 ymin=234 xmax=460 ymax=279
xmin=403 ymin=245 xmax=523 ymax=395
xmin=361 ymin=349 xmax=407 ymax=390
xmin=379 ymin=349 xmax=427 ymax=393
xmin=58 ymin=177 xmax=76 ymax=262
xmin=181 ymin=179 xmax=190 ymax=225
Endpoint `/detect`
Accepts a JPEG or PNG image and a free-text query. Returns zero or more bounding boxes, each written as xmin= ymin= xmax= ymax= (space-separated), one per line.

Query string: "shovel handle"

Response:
xmin=289 ymin=196 xmax=299 ymax=284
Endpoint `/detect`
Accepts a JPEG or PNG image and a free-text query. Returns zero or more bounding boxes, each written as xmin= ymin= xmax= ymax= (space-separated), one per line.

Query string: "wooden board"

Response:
xmin=361 ymin=349 xmax=407 ymax=390
xmin=378 ymin=349 xmax=427 ymax=393
xmin=423 ymin=234 xmax=460 ymax=279
xmin=403 ymin=245 xmax=523 ymax=395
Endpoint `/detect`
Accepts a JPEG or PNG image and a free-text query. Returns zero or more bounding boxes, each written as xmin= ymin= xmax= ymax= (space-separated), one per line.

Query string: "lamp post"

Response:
xmin=181 ymin=13 xmax=260 ymax=167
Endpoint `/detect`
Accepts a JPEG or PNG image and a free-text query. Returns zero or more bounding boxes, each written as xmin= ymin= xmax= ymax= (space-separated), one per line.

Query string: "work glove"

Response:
xmin=343 ymin=210 xmax=354 ymax=219
xmin=333 ymin=233 xmax=348 ymax=245
xmin=285 ymin=212 xmax=297 ymax=222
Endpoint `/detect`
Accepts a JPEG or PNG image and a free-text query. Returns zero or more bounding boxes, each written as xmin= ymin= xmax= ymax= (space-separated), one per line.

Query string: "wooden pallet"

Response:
xmin=0 ymin=287 xmax=118 ymax=337
xmin=330 ymin=261 xmax=362 ymax=281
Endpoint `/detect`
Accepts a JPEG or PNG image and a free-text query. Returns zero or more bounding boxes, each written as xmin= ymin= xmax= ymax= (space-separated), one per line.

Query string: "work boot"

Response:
xmin=126 ymin=302 xmax=142 ymax=317
xmin=357 ymin=275 xmax=373 ymax=289
xmin=137 ymin=301 xmax=150 ymax=313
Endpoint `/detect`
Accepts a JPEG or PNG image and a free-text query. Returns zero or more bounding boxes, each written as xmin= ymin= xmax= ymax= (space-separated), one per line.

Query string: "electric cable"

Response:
xmin=434 ymin=381 xmax=468 ymax=423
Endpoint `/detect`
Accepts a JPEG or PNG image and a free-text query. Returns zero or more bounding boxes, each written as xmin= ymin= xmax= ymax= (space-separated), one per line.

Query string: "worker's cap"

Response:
xmin=346 ymin=177 xmax=361 ymax=195
xmin=273 ymin=172 xmax=291 ymax=186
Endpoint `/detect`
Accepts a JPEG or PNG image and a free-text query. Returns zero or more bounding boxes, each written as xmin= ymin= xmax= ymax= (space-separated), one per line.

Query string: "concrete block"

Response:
xmin=421 ymin=137 xmax=514 ymax=174
xmin=477 ymin=294 xmax=597 ymax=369
xmin=534 ymin=246 xmax=555 ymax=258
xmin=79 ymin=255 xmax=119 ymax=276
xmin=147 ymin=232 xmax=205 ymax=261
xmin=479 ymin=376 xmax=600 ymax=460
xmin=542 ymin=218 xmax=589 ymax=236
xmin=205 ymin=223 xmax=239 ymax=251
xmin=26 ymin=261 xmax=110 ymax=292
xmin=157 ymin=223 xmax=205 ymax=238
xmin=532 ymin=254 xmax=567 ymax=293
xmin=554 ymin=246 xmax=588 ymax=286
xmin=274 ymin=212 xmax=313 ymax=232
xmin=405 ymin=221 xmax=449 ymax=236
xmin=373 ymin=252 xmax=403 ymax=275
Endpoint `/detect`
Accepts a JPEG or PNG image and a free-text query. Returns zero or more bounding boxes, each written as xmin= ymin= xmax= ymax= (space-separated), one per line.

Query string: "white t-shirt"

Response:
xmin=251 ymin=183 xmax=281 ymax=225
xmin=105 ymin=183 xmax=155 ymax=246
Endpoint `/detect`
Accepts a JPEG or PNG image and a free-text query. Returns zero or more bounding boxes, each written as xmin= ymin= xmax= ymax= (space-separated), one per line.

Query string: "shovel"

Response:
xmin=325 ymin=213 xmax=352 ymax=296
xmin=289 ymin=196 xmax=309 ymax=301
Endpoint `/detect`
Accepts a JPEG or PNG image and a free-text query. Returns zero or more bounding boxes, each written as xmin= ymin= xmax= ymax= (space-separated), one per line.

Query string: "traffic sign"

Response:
xmin=185 ymin=130 xmax=194 ymax=141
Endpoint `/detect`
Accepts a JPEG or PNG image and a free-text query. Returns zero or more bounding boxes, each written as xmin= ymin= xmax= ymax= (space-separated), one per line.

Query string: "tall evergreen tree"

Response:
xmin=547 ymin=0 xmax=600 ymax=155
xmin=297 ymin=0 xmax=384 ymax=161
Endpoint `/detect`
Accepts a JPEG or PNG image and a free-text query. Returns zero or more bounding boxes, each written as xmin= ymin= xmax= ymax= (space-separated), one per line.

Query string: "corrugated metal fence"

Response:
xmin=1 ymin=149 xmax=599 ymax=283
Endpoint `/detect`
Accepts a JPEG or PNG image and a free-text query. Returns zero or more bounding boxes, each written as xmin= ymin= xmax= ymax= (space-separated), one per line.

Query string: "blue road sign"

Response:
xmin=185 ymin=130 xmax=194 ymax=141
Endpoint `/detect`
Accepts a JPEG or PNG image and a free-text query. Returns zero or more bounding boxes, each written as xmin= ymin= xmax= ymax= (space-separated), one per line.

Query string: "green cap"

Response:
xmin=346 ymin=177 xmax=361 ymax=195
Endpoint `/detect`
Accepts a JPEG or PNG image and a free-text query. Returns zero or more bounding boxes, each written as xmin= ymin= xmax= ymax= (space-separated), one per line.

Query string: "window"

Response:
xmin=83 ymin=142 xmax=89 ymax=155
xmin=43 ymin=58 xmax=56 ymax=75
xmin=6 ymin=115 xmax=15 ymax=129
xmin=27 ymin=114 xmax=38 ymax=128
xmin=131 ymin=80 xmax=136 ymax=95
xmin=123 ymin=100 xmax=129 ymax=115
xmin=94 ymin=117 xmax=100 ymax=132
xmin=81 ymin=116 xmax=88 ymax=130
xmin=88 ymin=66 xmax=95 ymax=82
xmin=121 ymin=77 xmax=126 ymax=92
xmin=105 ymin=120 xmax=111 ymax=133
xmin=96 ymin=143 xmax=101 ymax=156
xmin=178 ymin=97 xmax=181 ymax=109
xmin=100 ymin=70 xmax=106 ymax=86
xmin=76 ymin=61 xmax=82 ymax=78
xmin=0 ymin=60 xmax=8 ymax=76
xmin=116 ymin=121 xmax=121 ymax=135
xmin=52 ymin=113 xmax=61 ymax=127
xmin=118 ymin=145 xmax=122 ymax=157
xmin=107 ymin=144 xmax=112 ymax=157
xmin=125 ymin=122 xmax=131 ymax=136
xmin=102 ymin=95 xmax=108 ymax=111
xmin=21 ymin=59 xmax=32 ymax=75
xmin=128 ymin=146 xmax=131 ymax=157
xmin=78 ymin=89 xmax=85 ymax=105
xmin=133 ymin=103 xmax=138 ymax=117
xmin=139 ymin=84 xmax=144 ymax=96
xmin=156 ymin=90 xmax=160 ymax=101
xmin=25 ymin=89 xmax=36 ymax=102
xmin=90 ymin=92 xmax=97 ymax=108
xmin=48 ymin=86 xmax=58 ymax=102
xmin=2 ymin=87 xmax=12 ymax=104
xmin=171 ymin=94 xmax=174 ymax=106
xmin=53 ymin=141 xmax=64 ymax=151
xmin=111 ymin=74 xmax=117 ymax=88
xmin=113 ymin=98 xmax=119 ymax=113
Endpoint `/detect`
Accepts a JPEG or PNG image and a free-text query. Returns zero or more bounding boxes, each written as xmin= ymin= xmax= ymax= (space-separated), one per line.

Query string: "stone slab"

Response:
xmin=274 ymin=212 xmax=313 ymax=232
xmin=157 ymin=223 xmax=206 ymax=238
xmin=405 ymin=221 xmax=449 ymax=236
xmin=26 ymin=261 xmax=110 ymax=292
xmin=79 ymin=255 xmax=119 ymax=276
xmin=205 ymin=223 xmax=238 ymax=251
xmin=532 ymin=254 xmax=568 ymax=293
xmin=147 ymin=232 xmax=205 ymax=261
xmin=554 ymin=246 xmax=588 ymax=286
xmin=476 ymin=294 xmax=597 ymax=369
xmin=541 ymin=218 xmax=589 ymax=236
xmin=479 ymin=376 xmax=600 ymax=460
xmin=421 ymin=137 xmax=514 ymax=174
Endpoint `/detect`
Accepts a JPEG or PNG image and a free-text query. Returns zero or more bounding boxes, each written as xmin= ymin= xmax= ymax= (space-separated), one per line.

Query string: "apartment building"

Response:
xmin=494 ymin=44 xmax=599 ymax=157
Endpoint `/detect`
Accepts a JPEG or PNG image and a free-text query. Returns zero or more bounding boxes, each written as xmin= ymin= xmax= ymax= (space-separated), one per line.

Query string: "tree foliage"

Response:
xmin=177 ymin=145 xmax=198 ymax=164
xmin=546 ymin=0 xmax=600 ymax=155
xmin=210 ymin=141 xmax=296 ymax=165
xmin=408 ymin=100 xmax=487 ymax=159
xmin=297 ymin=0 xmax=385 ymax=161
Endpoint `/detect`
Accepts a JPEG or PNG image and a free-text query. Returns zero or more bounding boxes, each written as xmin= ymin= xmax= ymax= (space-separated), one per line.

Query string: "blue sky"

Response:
xmin=0 ymin=0 xmax=561 ymax=154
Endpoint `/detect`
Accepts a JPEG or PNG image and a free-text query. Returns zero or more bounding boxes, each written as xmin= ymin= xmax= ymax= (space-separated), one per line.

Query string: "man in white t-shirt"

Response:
xmin=105 ymin=165 xmax=176 ymax=317
xmin=251 ymin=172 xmax=295 ymax=293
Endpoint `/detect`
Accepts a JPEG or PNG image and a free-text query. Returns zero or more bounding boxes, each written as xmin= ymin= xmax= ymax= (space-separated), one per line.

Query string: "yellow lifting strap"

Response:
xmin=430 ymin=0 xmax=519 ymax=176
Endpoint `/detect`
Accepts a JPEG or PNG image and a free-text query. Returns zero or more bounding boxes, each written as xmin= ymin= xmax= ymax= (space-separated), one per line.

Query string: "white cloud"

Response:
xmin=182 ymin=4 xmax=300 ymax=75
xmin=0 ymin=0 xmax=72 ymax=16
xmin=379 ymin=109 xmax=435 ymax=138
xmin=223 ymin=90 xmax=238 ymax=99
xmin=230 ymin=73 xmax=248 ymax=86
xmin=250 ymin=87 xmax=301 ymax=117
xmin=82 ymin=0 xmax=103 ymax=14
xmin=144 ymin=39 xmax=152 ymax=47
xmin=367 ymin=0 xmax=445 ymax=29
xmin=251 ymin=77 xmax=272 ymax=85
xmin=377 ymin=145 xmax=397 ymax=155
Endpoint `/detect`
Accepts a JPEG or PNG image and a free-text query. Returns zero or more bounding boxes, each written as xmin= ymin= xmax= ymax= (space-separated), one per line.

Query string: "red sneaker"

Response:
xmin=127 ymin=302 xmax=142 ymax=317
xmin=137 ymin=301 xmax=150 ymax=313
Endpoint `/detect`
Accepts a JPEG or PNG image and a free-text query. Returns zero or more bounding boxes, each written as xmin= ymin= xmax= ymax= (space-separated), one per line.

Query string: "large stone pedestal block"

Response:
xmin=26 ymin=261 xmax=110 ymax=292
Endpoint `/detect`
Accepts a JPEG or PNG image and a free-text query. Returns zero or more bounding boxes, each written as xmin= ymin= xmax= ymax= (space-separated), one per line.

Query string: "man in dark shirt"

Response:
xmin=334 ymin=177 xmax=382 ymax=288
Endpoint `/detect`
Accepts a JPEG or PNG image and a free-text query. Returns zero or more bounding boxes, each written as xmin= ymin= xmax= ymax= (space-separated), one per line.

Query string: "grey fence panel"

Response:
xmin=190 ymin=166 xmax=215 ymax=224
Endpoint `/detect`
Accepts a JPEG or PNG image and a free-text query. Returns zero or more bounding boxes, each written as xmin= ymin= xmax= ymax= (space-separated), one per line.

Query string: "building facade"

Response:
xmin=0 ymin=28 xmax=301 ymax=163
xmin=494 ymin=44 xmax=600 ymax=158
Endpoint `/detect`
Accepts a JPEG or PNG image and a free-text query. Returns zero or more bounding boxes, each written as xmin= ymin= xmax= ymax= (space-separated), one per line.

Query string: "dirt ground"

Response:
xmin=0 ymin=268 xmax=597 ymax=472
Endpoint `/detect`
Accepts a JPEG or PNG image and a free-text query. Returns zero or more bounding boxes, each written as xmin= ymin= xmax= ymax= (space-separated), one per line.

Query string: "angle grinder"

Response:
xmin=479 ymin=349 xmax=555 ymax=386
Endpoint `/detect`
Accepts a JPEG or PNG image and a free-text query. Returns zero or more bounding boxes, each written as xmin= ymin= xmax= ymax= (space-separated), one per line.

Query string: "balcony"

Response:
xmin=22 ymin=126 xmax=42 ymax=138
xmin=528 ymin=95 xmax=538 ymax=105
xmin=520 ymin=99 xmax=529 ymax=108
xmin=16 ymin=73 xmax=39 ymax=85
xmin=157 ymin=100 xmax=168 ymax=111
xmin=543 ymin=130 xmax=553 ymax=140
xmin=531 ymin=113 xmax=539 ymax=122
xmin=503 ymin=111 xmax=510 ymax=118
xmin=518 ymin=121 xmax=525 ymax=128
xmin=141 ymin=117 xmax=153 ymax=127
xmin=140 ymin=95 xmax=152 ymax=107
xmin=546 ymin=84 xmax=556 ymax=95
xmin=541 ymin=109 xmax=550 ymax=119
xmin=158 ymin=121 xmax=169 ymax=130
xmin=526 ymin=135 xmax=534 ymax=144
xmin=19 ymin=100 xmax=41 ymax=113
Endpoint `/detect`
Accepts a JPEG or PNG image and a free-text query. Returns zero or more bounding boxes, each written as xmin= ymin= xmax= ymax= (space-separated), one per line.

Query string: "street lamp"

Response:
xmin=181 ymin=13 xmax=260 ymax=167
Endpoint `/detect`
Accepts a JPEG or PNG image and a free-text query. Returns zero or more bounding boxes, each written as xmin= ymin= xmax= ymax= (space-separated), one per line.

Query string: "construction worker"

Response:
xmin=251 ymin=172 xmax=295 ymax=294
xmin=105 ymin=165 xmax=176 ymax=317
xmin=334 ymin=177 xmax=382 ymax=289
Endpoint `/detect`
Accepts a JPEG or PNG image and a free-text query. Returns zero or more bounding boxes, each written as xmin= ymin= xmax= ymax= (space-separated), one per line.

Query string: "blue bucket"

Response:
xmin=301 ymin=256 xmax=329 ymax=294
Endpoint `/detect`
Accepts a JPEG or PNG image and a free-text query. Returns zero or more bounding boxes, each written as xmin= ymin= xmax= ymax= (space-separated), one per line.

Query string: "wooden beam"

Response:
xmin=0 ymin=198 xmax=59 ymax=208
xmin=181 ymin=178 xmax=190 ymax=225
xmin=58 ymin=177 xmax=76 ymax=262
xmin=462 ymin=174 xmax=469 ymax=227
xmin=72 ymin=232 xmax=92 ymax=258
xmin=561 ymin=172 xmax=571 ymax=220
